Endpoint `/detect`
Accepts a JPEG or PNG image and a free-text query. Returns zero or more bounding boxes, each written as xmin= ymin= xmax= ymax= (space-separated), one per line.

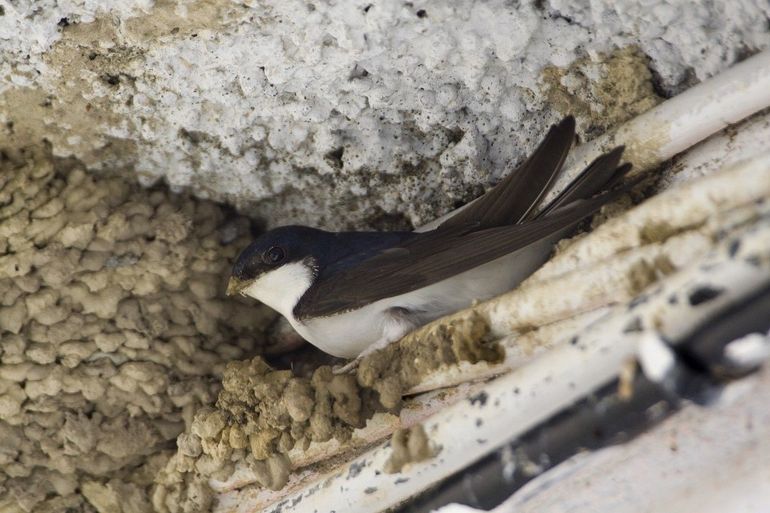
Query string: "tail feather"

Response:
xmin=534 ymin=146 xmax=629 ymax=219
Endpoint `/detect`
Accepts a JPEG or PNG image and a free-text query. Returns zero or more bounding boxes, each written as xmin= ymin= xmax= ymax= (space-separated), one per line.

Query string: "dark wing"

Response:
xmin=295 ymin=185 xmax=629 ymax=319
xmin=439 ymin=116 xmax=575 ymax=229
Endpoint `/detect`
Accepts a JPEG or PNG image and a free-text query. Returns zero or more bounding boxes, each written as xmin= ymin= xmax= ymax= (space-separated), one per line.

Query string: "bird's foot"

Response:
xmin=332 ymin=336 xmax=395 ymax=374
xmin=332 ymin=357 xmax=362 ymax=375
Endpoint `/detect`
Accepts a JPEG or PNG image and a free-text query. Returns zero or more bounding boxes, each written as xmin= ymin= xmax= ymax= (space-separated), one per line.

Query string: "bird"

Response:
xmin=227 ymin=116 xmax=633 ymax=367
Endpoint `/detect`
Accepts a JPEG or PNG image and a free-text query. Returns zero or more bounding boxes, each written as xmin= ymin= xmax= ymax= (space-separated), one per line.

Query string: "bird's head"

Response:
xmin=227 ymin=226 xmax=325 ymax=317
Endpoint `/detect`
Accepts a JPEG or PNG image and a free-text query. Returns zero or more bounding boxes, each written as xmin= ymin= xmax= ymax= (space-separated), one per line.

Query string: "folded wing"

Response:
xmin=295 ymin=181 xmax=633 ymax=319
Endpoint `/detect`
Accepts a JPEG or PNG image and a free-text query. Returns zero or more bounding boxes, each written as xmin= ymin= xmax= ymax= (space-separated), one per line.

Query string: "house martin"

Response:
xmin=227 ymin=116 xmax=632 ymax=365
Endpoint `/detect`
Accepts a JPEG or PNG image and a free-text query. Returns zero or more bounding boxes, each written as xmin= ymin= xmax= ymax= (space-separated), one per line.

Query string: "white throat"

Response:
xmin=241 ymin=261 xmax=314 ymax=319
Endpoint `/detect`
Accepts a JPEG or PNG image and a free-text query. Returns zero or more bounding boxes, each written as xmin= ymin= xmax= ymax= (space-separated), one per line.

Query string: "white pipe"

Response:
xmin=543 ymin=48 xmax=770 ymax=205
xmin=624 ymin=49 xmax=770 ymax=168
xmin=435 ymin=363 xmax=770 ymax=513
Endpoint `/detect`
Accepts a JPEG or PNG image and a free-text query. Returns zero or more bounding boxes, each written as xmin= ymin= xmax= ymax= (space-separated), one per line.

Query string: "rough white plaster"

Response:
xmin=0 ymin=1 xmax=150 ymax=91
xmin=1 ymin=1 xmax=769 ymax=229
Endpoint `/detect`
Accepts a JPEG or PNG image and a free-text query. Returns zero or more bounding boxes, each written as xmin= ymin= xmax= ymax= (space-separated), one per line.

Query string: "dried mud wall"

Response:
xmin=0 ymin=149 xmax=272 ymax=512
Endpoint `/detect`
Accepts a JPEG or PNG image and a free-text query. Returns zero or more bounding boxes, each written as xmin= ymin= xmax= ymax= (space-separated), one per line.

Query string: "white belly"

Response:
xmin=289 ymin=238 xmax=554 ymax=358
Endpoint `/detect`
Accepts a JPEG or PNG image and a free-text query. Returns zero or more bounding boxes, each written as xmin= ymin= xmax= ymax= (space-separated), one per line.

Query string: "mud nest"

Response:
xmin=0 ymin=147 xmax=273 ymax=512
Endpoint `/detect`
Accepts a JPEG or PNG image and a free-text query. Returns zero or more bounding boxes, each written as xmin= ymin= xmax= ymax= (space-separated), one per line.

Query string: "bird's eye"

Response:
xmin=264 ymin=246 xmax=285 ymax=264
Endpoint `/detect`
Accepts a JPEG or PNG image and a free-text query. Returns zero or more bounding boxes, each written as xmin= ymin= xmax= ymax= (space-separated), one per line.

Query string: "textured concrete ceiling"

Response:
xmin=2 ymin=1 xmax=768 ymax=229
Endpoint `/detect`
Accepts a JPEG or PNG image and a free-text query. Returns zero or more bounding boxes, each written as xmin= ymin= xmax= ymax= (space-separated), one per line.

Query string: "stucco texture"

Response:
xmin=2 ymin=1 xmax=769 ymax=229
